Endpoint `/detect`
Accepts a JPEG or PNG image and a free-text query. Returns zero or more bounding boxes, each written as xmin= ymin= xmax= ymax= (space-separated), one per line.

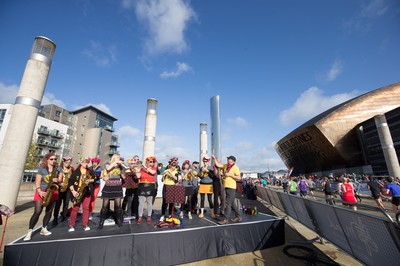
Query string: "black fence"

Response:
xmin=256 ymin=185 xmax=400 ymax=266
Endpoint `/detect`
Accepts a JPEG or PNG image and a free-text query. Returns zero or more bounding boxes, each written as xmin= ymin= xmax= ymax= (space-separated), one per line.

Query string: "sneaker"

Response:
xmin=188 ymin=213 xmax=192 ymax=220
xmin=146 ymin=217 xmax=152 ymax=224
xmin=89 ymin=214 xmax=93 ymax=221
xmin=211 ymin=212 xmax=216 ymax=219
xmin=83 ymin=226 xmax=90 ymax=231
xmin=230 ymin=217 xmax=242 ymax=223
xmin=68 ymin=226 xmax=75 ymax=232
xmin=137 ymin=217 xmax=143 ymax=225
xmin=159 ymin=215 xmax=165 ymax=222
xmin=218 ymin=219 xmax=229 ymax=225
xmin=40 ymin=227 xmax=52 ymax=236
xmin=23 ymin=229 xmax=33 ymax=241
xmin=198 ymin=213 xmax=204 ymax=219
xmin=179 ymin=212 xmax=183 ymax=218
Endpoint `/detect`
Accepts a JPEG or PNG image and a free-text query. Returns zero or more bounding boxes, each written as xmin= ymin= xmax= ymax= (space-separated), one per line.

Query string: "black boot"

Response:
xmin=116 ymin=208 xmax=124 ymax=227
xmin=98 ymin=209 xmax=107 ymax=230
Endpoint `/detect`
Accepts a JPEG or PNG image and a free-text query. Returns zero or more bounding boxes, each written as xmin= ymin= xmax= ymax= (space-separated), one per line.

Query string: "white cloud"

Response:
xmin=160 ymin=62 xmax=192 ymax=79
xmin=118 ymin=125 xmax=141 ymax=138
xmin=42 ymin=93 xmax=67 ymax=108
xmin=0 ymin=82 xmax=67 ymax=109
xmin=135 ymin=0 xmax=196 ymax=56
xmin=326 ymin=59 xmax=343 ymax=82
xmin=0 ymin=82 xmax=18 ymax=103
xmin=73 ymin=103 xmax=113 ymax=115
xmin=83 ymin=41 xmax=117 ymax=67
xmin=155 ymin=134 xmax=192 ymax=161
xmin=279 ymin=87 xmax=360 ymax=127
xmin=344 ymin=0 xmax=390 ymax=32
xmin=121 ymin=0 xmax=135 ymax=9
xmin=235 ymin=141 xmax=252 ymax=153
xmin=117 ymin=125 xmax=143 ymax=160
xmin=227 ymin=116 xmax=248 ymax=127
xmin=219 ymin=141 xmax=286 ymax=172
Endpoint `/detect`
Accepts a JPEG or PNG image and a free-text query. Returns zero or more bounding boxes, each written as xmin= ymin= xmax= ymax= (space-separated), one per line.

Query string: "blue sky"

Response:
xmin=0 ymin=0 xmax=399 ymax=172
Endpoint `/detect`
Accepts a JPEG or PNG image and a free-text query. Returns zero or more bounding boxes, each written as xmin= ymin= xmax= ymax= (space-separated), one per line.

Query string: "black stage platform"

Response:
xmin=5 ymin=212 xmax=285 ymax=266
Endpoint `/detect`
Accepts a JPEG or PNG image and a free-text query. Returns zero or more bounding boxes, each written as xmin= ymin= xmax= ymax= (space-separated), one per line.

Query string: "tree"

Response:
xmin=25 ymin=140 xmax=39 ymax=169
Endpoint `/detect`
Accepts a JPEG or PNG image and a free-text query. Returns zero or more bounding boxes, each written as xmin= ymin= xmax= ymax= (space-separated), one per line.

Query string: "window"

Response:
xmin=55 ymin=110 xmax=61 ymax=117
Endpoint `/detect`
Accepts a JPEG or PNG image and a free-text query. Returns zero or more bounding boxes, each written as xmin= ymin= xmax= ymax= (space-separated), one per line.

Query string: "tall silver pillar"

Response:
xmin=0 ymin=36 xmax=56 ymax=211
xmin=142 ymin=98 xmax=158 ymax=161
xmin=210 ymin=96 xmax=221 ymax=163
xmin=199 ymin=123 xmax=208 ymax=167
xmin=374 ymin=115 xmax=400 ymax=177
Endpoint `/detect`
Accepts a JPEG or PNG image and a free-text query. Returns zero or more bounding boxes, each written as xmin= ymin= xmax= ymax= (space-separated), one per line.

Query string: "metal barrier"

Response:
xmin=256 ymin=185 xmax=400 ymax=266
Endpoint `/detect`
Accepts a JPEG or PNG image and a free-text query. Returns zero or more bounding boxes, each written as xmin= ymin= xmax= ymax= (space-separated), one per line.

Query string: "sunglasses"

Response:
xmin=49 ymin=158 xmax=57 ymax=161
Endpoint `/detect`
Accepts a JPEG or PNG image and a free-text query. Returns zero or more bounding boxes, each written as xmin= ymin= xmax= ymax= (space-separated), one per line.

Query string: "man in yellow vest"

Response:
xmin=212 ymin=154 xmax=242 ymax=225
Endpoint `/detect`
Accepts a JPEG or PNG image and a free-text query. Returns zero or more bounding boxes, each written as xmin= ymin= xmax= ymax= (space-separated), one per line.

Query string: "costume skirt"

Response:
xmin=101 ymin=185 xmax=123 ymax=199
xmin=33 ymin=189 xmax=59 ymax=202
xmin=199 ymin=184 xmax=213 ymax=194
xmin=138 ymin=182 xmax=156 ymax=197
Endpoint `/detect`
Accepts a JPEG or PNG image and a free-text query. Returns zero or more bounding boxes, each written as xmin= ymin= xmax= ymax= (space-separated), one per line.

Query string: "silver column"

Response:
xmin=210 ymin=96 xmax=221 ymax=163
xmin=374 ymin=114 xmax=400 ymax=177
xmin=0 ymin=36 xmax=56 ymax=211
xmin=142 ymin=98 xmax=158 ymax=161
xmin=199 ymin=123 xmax=208 ymax=167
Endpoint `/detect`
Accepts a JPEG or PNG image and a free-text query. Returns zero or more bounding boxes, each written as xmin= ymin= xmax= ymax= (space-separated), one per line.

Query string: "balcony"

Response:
xmin=37 ymin=127 xmax=50 ymax=135
xmin=48 ymin=142 xmax=61 ymax=149
xmin=37 ymin=139 xmax=47 ymax=146
xmin=109 ymin=141 xmax=120 ymax=147
xmin=49 ymin=130 xmax=64 ymax=139
xmin=108 ymin=149 xmax=119 ymax=155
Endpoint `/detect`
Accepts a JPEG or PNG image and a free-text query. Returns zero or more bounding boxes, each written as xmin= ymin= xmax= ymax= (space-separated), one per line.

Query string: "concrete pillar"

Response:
xmin=210 ymin=96 xmax=221 ymax=163
xmin=199 ymin=123 xmax=208 ymax=167
xmin=82 ymin=128 xmax=101 ymax=158
xmin=374 ymin=115 xmax=400 ymax=177
xmin=142 ymin=98 xmax=158 ymax=161
xmin=0 ymin=36 xmax=56 ymax=211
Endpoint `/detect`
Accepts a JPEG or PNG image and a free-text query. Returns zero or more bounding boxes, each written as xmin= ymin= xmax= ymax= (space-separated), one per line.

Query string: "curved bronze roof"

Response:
xmin=275 ymin=82 xmax=400 ymax=174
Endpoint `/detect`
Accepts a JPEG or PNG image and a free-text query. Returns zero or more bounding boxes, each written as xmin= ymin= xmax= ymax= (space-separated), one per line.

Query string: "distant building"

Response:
xmin=275 ymin=82 xmax=400 ymax=177
xmin=70 ymin=105 xmax=119 ymax=167
xmin=34 ymin=116 xmax=69 ymax=159
xmin=0 ymin=104 xmax=120 ymax=168
xmin=0 ymin=104 xmax=13 ymax=151
xmin=0 ymin=104 xmax=69 ymax=160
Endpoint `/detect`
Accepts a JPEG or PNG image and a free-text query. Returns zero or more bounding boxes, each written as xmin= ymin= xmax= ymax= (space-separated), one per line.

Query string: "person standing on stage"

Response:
xmin=53 ymin=156 xmax=74 ymax=225
xmin=98 ymin=154 xmax=126 ymax=229
xmin=206 ymin=156 xmax=222 ymax=217
xmin=68 ymin=156 xmax=96 ymax=232
xmin=88 ymin=157 xmax=102 ymax=220
xmin=180 ymin=160 xmax=194 ymax=220
xmin=190 ymin=161 xmax=200 ymax=214
xmin=213 ymin=155 xmax=242 ymax=224
xmin=122 ymin=155 xmax=140 ymax=219
xmin=136 ymin=156 xmax=157 ymax=224
xmin=23 ymin=153 xmax=62 ymax=241
xmin=341 ymin=177 xmax=357 ymax=210
xmin=198 ymin=157 xmax=214 ymax=218
xmin=160 ymin=157 xmax=179 ymax=222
